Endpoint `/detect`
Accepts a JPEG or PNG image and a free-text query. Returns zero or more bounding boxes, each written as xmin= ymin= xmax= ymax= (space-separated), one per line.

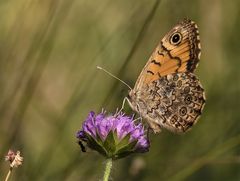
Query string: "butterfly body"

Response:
xmin=127 ymin=19 xmax=205 ymax=133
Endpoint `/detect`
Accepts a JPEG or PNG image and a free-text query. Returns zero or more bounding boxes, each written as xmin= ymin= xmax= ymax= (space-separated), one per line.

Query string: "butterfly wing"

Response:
xmin=129 ymin=72 xmax=205 ymax=133
xmin=134 ymin=19 xmax=201 ymax=90
xmin=128 ymin=19 xmax=204 ymax=133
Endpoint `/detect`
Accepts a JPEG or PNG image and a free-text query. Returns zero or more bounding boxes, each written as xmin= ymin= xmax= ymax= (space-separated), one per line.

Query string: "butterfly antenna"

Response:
xmin=97 ymin=66 xmax=132 ymax=90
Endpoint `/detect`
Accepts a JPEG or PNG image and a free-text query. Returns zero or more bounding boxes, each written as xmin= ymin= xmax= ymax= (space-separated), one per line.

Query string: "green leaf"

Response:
xmin=114 ymin=140 xmax=138 ymax=160
xmin=117 ymin=140 xmax=138 ymax=153
xmin=103 ymin=131 xmax=116 ymax=157
xmin=113 ymin=130 xmax=119 ymax=144
xmin=85 ymin=133 xmax=107 ymax=157
xmin=116 ymin=133 xmax=131 ymax=150
xmin=114 ymin=151 xmax=134 ymax=160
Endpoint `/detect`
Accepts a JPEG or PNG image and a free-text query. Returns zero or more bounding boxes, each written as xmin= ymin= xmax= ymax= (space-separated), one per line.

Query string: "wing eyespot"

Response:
xmin=179 ymin=106 xmax=188 ymax=116
xmin=170 ymin=32 xmax=182 ymax=45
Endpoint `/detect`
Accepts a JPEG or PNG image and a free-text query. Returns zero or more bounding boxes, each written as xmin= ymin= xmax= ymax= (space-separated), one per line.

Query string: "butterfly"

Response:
xmin=127 ymin=19 xmax=206 ymax=133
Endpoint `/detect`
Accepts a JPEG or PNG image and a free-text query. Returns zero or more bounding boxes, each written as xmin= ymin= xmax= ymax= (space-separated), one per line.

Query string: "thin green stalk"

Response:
xmin=103 ymin=159 xmax=113 ymax=181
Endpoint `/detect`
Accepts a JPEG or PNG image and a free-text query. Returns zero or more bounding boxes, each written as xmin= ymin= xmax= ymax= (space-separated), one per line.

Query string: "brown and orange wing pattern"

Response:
xmin=135 ymin=19 xmax=201 ymax=89
xmin=128 ymin=19 xmax=205 ymax=133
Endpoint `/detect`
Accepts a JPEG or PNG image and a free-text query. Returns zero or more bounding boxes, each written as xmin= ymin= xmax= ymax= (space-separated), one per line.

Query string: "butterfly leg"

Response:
xmin=147 ymin=127 xmax=151 ymax=140
xmin=133 ymin=116 xmax=143 ymax=122
xmin=117 ymin=97 xmax=127 ymax=114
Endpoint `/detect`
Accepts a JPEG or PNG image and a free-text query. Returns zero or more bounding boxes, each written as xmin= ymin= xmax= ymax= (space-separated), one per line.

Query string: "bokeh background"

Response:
xmin=0 ymin=0 xmax=240 ymax=180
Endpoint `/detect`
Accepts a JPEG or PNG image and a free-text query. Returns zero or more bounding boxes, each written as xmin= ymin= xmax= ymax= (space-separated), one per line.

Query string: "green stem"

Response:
xmin=103 ymin=159 xmax=113 ymax=181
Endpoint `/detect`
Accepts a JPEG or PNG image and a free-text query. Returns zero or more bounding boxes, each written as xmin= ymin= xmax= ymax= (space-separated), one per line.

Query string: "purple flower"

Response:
xmin=76 ymin=110 xmax=150 ymax=159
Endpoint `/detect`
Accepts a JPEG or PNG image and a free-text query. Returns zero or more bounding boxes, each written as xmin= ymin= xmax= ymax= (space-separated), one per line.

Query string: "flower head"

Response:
xmin=5 ymin=150 xmax=23 ymax=168
xmin=76 ymin=110 xmax=150 ymax=159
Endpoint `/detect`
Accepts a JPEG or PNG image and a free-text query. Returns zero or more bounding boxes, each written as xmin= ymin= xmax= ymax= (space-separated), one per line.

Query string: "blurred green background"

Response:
xmin=0 ymin=0 xmax=240 ymax=180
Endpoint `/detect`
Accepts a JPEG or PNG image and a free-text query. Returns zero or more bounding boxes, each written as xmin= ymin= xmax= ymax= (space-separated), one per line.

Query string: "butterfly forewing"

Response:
xmin=135 ymin=19 xmax=201 ymax=90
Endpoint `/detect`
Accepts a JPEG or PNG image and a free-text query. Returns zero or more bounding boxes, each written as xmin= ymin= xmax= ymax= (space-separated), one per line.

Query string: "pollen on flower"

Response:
xmin=76 ymin=110 xmax=150 ymax=159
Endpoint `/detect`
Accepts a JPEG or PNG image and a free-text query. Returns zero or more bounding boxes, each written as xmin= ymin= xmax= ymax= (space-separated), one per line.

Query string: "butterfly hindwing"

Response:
xmin=130 ymin=73 xmax=205 ymax=133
